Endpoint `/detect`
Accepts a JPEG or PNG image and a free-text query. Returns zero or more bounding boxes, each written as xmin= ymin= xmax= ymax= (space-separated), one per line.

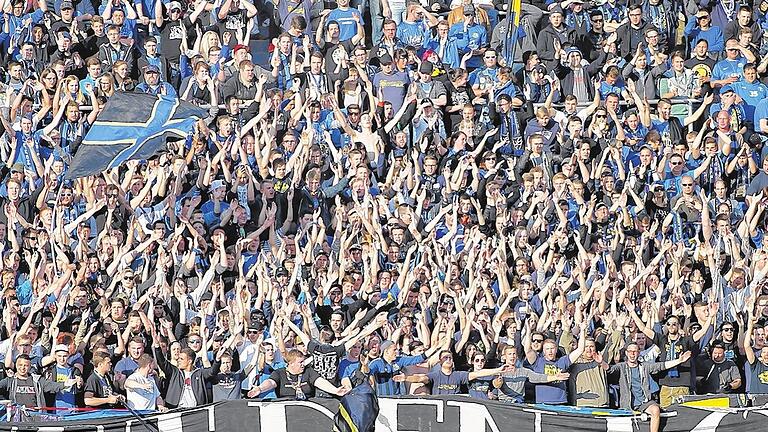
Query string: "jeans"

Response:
xmin=371 ymin=0 xmax=407 ymax=44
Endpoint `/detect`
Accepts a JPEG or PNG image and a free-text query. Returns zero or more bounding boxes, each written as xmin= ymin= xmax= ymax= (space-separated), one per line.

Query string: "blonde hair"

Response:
xmin=200 ymin=31 xmax=222 ymax=63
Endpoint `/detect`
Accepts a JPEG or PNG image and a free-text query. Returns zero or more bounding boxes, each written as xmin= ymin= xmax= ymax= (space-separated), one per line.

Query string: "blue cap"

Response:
xmin=720 ymin=84 xmax=734 ymax=94
xmin=144 ymin=64 xmax=160 ymax=74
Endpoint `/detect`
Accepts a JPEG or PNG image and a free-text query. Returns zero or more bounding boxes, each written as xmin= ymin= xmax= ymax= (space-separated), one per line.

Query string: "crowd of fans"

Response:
xmin=0 ymin=0 xmax=767 ymax=430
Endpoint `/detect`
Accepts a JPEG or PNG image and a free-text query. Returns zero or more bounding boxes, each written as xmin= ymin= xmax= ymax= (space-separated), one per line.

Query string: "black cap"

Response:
xmin=275 ymin=266 xmax=288 ymax=277
xmin=380 ymin=53 xmax=393 ymax=65
xmin=463 ymin=4 xmax=475 ymax=15
xmin=419 ymin=61 xmax=434 ymax=74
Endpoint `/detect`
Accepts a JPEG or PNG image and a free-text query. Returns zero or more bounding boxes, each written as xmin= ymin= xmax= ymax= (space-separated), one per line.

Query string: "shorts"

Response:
xmin=659 ymin=385 xmax=690 ymax=408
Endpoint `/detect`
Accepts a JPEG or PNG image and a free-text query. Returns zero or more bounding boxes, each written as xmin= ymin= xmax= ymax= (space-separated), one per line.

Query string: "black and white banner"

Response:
xmin=2 ymin=397 xmax=768 ymax=432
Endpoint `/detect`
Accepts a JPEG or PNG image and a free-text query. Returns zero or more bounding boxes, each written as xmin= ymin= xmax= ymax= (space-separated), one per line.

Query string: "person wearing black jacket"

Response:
xmin=153 ymin=342 xmax=220 ymax=408
xmin=614 ymin=4 xmax=651 ymax=60
xmin=536 ymin=6 xmax=577 ymax=71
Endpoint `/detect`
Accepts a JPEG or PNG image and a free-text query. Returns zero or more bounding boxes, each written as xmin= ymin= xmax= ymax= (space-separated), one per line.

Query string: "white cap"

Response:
xmin=210 ymin=179 xmax=226 ymax=191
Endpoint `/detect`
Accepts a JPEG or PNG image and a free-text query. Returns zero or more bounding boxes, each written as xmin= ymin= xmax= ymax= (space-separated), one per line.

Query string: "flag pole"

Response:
xmin=502 ymin=0 xmax=520 ymax=68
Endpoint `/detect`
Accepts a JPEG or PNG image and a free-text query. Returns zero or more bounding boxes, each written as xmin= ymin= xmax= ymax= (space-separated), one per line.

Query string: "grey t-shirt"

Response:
xmin=427 ymin=370 xmax=470 ymax=395
xmin=495 ymin=368 xmax=550 ymax=403
xmin=14 ymin=376 xmax=37 ymax=407
xmin=212 ymin=371 xmax=246 ymax=402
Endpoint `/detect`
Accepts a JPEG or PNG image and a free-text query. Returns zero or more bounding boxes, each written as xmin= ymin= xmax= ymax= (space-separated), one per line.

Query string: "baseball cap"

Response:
xmin=168 ymin=1 xmax=183 ymax=11
xmin=549 ymin=5 xmax=565 ymax=15
xmin=144 ymin=64 xmax=160 ymax=74
xmin=210 ymin=179 xmax=226 ymax=191
xmin=720 ymin=84 xmax=734 ymax=94
xmin=275 ymin=266 xmax=288 ymax=277
xmin=463 ymin=4 xmax=475 ymax=15
xmin=379 ymin=53 xmax=393 ymax=65
xmin=54 ymin=344 xmax=69 ymax=353
xmin=60 ymin=31 xmax=72 ymax=41
xmin=380 ymin=340 xmax=395 ymax=352
xmin=233 ymin=44 xmax=250 ymax=53
xmin=419 ymin=61 xmax=434 ymax=75
xmin=60 ymin=0 xmax=73 ymax=10
xmin=10 ymin=162 xmax=24 ymax=173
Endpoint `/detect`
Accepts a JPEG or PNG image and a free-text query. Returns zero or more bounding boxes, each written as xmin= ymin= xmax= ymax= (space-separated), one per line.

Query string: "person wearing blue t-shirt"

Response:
xmin=369 ymin=340 xmax=443 ymax=396
xmin=711 ymin=39 xmax=756 ymax=88
xmin=732 ymin=63 xmax=768 ymax=120
xmin=709 ymin=85 xmax=749 ymax=131
xmin=399 ymin=350 xmax=507 ymax=396
xmin=396 ymin=4 xmax=437 ymax=50
xmin=449 ymin=4 xmax=488 ymax=69
xmin=42 ymin=344 xmax=83 ymax=410
xmin=684 ymin=9 xmax=724 ymax=56
xmin=526 ymin=330 xmax=587 ymax=404
xmin=754 ymin=97 xmax=768 ymax=133
xmin=5 ymin=0 xmax=46 ymax=45
xmin=423 ymin=20 xmax=461 ymax=68
xmin=325 ymin=0 xmax=364 ymax=42
xmin=102 ymin=2 xmax=139 ymax=42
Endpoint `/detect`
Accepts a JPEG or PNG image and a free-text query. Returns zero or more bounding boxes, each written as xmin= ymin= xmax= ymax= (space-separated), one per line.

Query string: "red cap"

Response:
xmin=233 ymin=44 xmax=250 ymax=53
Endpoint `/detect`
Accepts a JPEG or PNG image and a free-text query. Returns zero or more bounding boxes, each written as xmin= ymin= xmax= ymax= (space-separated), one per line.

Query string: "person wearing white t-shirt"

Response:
xmin=124 ymin=354 xmax=167 ymax=412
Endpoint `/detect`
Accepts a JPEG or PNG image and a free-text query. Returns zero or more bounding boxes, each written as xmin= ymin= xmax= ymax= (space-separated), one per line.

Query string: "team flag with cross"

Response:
xmin=67 ymin=92 xmax=208 ymax=179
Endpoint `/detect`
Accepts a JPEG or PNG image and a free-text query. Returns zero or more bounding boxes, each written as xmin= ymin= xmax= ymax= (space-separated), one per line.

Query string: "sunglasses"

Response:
xmin=532 ymin=338 xmax=544 ymax=343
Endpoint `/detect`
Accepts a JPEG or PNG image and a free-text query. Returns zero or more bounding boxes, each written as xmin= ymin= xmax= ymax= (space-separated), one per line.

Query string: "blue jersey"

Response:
xmin=396 ymin=20 xmax=429 ymax=48
xmin=423 ymin=37 xmax=461 ymax=68
xmin=755 ymin=98 xmax=768 ymax=130
xmin=326 ymin=8 xmax=362 ymax=41
xmin=448 ymin=22 xmax=487 ymax=68
xmin=733 ymin=80 xmax=768 ymax=120
xmin=712 ymin=57 xmax=746 ymax=82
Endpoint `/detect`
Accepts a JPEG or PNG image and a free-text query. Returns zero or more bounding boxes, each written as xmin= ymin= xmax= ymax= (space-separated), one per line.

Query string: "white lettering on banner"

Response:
xmin=247 ymin=400 xmax=337 ymax=432
xmin=689 ymin=411 xmax=729 ymax=432
xmin=207 ymin=405 xmax=216 ymax=431
xmin=445 ymin=400 xmax=501 ymax=432
xmin=156 ymin=412 xmax=184 ymax=432
xmin=689 ymin=408 xmax=768 ymax=432
xmin=604 ymin=417 xmax=634 ymax=432
xmin=248 ymin=398 xmax=506 ymax=432
xmin=376 ymin=398 xmax=445 ymax=432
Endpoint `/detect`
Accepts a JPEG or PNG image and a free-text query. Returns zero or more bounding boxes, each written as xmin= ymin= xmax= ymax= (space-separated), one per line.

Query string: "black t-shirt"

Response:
xmin=217 ymin=9 xmax=248 ymax=37
xmin=269 ymin=367 xmax=321 ymax=399
xmin=14 ymin=376 xmax=38 ymax=407
xmin=652 ymin=333 xmax=695 ymax=388
xmin=444 ymin=81 xmax=471 ymax=131
xmin=320 ymin=40 xmax=356 ymax=82
xmin=684 ymin=56 xmax=716 ymax=82
xmin=159 ymin=18 xmax=193 ymax=64
xmin=84 ymin=372 xmax=116 ymax=408
xmin=307 ymin=340 xmax=346 ymax=386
